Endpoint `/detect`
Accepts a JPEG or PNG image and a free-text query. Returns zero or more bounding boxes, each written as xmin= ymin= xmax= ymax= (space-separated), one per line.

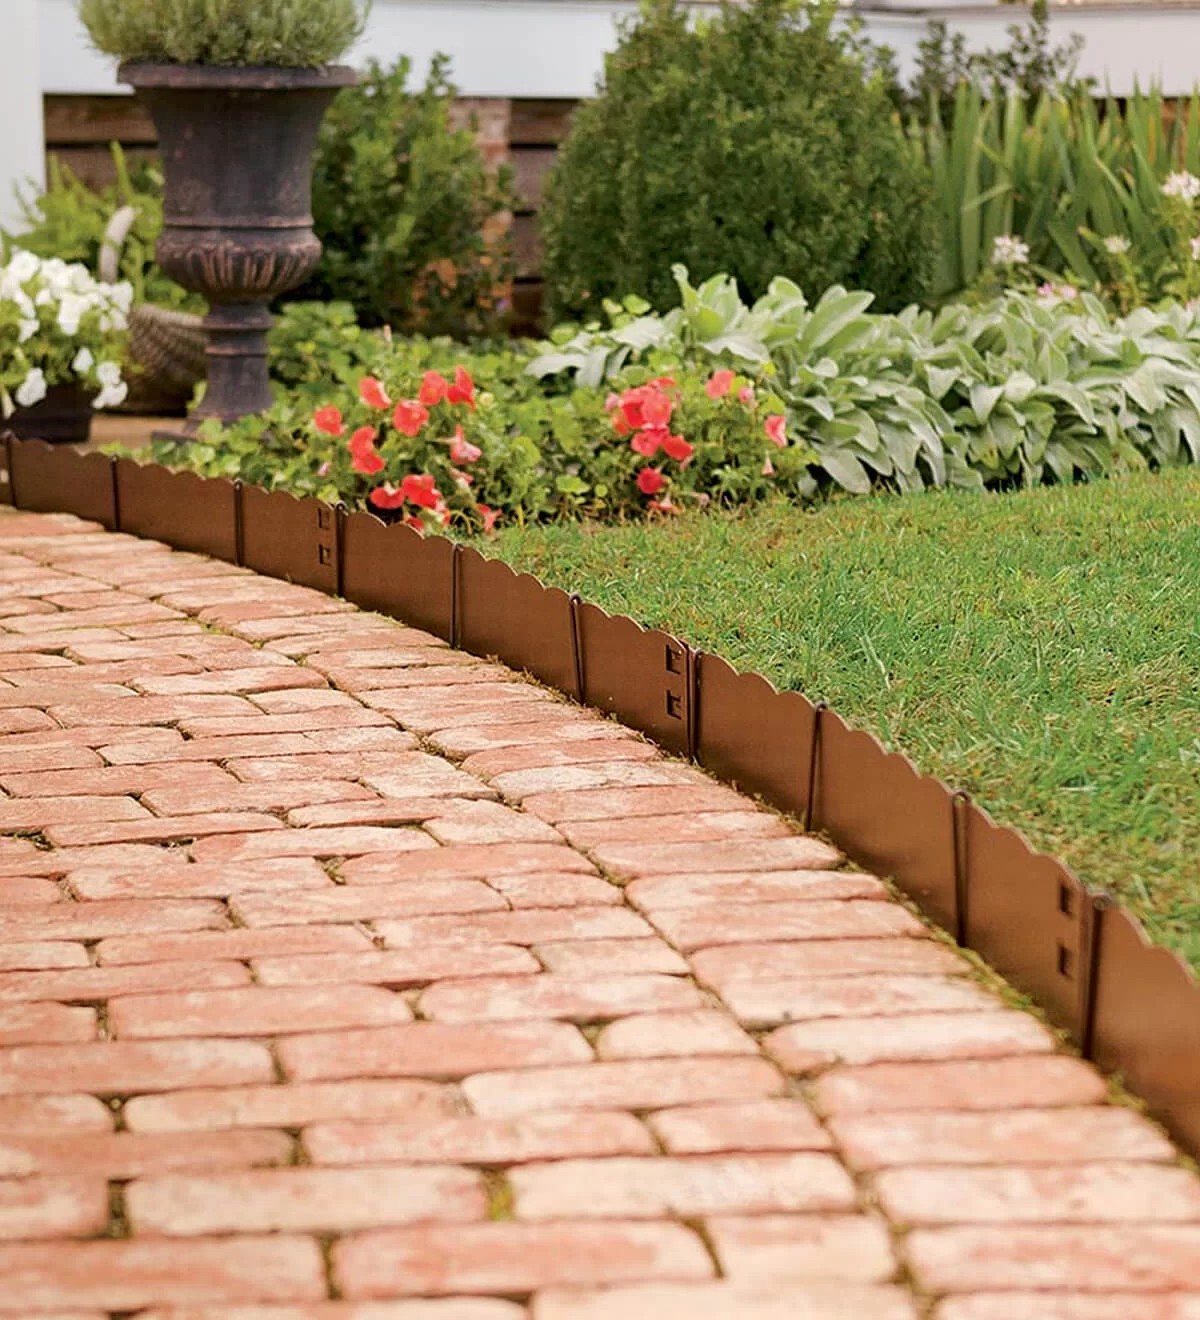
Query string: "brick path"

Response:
xmin=1 ymin=506 xmax=1198 ymax=1320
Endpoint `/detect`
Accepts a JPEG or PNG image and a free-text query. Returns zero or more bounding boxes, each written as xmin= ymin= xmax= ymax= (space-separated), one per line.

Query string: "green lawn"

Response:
xmin=486 ymin=468 xmax=1200 ymax=969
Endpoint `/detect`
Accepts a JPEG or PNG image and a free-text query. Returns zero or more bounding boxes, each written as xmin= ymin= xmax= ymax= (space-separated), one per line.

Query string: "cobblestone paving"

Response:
xmin=1 ymin=507 xmax=1198 ymax=1319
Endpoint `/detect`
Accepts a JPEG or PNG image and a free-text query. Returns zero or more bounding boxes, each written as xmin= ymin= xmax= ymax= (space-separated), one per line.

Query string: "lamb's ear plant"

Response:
xmin=78 ymin=0 xmax=367 ymax=68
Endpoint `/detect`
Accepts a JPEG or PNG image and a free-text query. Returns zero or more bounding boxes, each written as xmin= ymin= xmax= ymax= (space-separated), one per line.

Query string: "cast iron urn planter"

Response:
xmin=120 ymin=63 xmax=356 ymax=435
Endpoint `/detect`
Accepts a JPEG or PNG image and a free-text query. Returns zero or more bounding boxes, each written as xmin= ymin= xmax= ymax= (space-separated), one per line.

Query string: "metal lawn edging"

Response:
xmin=4 ymin=432 xmax=1199 ymax=1156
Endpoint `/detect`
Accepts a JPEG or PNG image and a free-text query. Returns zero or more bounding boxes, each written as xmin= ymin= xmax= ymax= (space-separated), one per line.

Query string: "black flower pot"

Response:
xmin=7 ymin=384 xmax=96 ymax=444
xmin=120 ymin=62 xmax=356 ymax=435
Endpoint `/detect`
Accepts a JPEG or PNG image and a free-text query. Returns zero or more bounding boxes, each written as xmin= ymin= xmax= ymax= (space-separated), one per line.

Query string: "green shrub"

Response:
xmin=78 ymin=0 xmax=365 ymax=68
xmin=296 ymin=55 xmax=517 ymax=339
xmin=540 ymin=0 xmax=938 ymax=319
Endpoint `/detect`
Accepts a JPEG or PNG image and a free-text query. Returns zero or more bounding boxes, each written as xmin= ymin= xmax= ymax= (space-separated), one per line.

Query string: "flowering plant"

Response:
xmin=0 ymin=249 xmax=131 ymax=417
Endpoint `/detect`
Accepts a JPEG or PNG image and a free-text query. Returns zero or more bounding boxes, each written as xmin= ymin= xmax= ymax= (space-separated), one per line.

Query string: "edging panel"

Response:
xmin=340 ymin=510 xmax=454 ymax=642
xmin=115 ymin=460 xmax=238 ymax=561
xmin=9 ymin=441 xmax=116 ymax=528
xmin=240 ymin=486 xmax=339 ymax=594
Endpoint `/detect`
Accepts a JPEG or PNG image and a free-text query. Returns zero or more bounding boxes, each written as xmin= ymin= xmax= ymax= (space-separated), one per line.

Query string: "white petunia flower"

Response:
xmin=1163 ymin=171 xmax=1200 ymax=202
xmin=14 ymin=368 xmax=47 ymax=408
xmin=72 ymin=347 xmax=95 ymax=374
xmin=991 ymin=234 xmax=1030 ymax=267
xmin=96 ymin=361 xmax=122 ymax=388
xmin=1104 ymin=235 xmax=1131 ymax=255
xmin=56 ymin=292 xmax=88 ymax=337
xmin=5 ymin=250 xmax=40 ymax=285
xmin=94 ymin=381 xmax=128 ymax=410
xmin=17 ymin=318 xmax=38 ymax=344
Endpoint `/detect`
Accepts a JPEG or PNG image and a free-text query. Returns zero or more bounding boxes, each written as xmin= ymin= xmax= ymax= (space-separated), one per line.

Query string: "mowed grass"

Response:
xmin=486 ymin=468 xmax=1200 ymax=969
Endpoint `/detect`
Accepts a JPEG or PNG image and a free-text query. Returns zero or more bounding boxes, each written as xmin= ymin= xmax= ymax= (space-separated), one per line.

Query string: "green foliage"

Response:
xmin=78 ymin=0 xmax=365 ymax=68
xmin=297 ymin=55 xmax=516 ymax=339
xmin=1 ymin=147 xmax=197 ymax=312
xmin=485 ymin=468 xmax=1200 ymax=969
xmin=540 ymin=0 xmax=938 ymax=320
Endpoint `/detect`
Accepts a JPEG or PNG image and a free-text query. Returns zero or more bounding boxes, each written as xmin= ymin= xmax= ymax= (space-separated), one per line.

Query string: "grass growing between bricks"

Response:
xmin=485 ymin=467 xmax=1200 ymax=969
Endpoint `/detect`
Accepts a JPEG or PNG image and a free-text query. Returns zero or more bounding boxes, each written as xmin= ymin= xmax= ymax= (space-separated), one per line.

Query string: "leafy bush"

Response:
xmin=540 ymin=0 xmax=938 ymax=320
xmin=78 ymin=0 xmax=365 ymax=68
xmin=296 ymin=55 xmax=516 ymax=339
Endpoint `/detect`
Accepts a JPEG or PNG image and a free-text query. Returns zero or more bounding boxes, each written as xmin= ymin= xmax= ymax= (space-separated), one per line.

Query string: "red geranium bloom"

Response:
xmin=313 ymin=405 xmax=344 ymax=437
xmin=637 ymin=467 xmax=666 ymax=496
xmin=661 ymin=433 xmax=695 ymax=465
xmin=359 ymin=376 xmax=390 ymax=409
xmin=447 ymin=365 xmax=476 ymax=409
xmin=449 ymin=425 xmax=482 ymax=465
xmin=393 ymin=400 xmax=429 ymax=437
xmin=400 ymin=473 xmax=443 ymax=510
xmin=630 ymin=427 xmax=664 ymax=458
xmin=478 ymin=504 xmax=500 ymax=533
xmin=765 ymin=414 xmax=787 ymax=448
xmin=369 ymin=485 xmax=406 ymax=510
xmin=705 ymin=369 xmax=735 ymax=400
xmin=418 ymin=371 xmax=448 ymax=407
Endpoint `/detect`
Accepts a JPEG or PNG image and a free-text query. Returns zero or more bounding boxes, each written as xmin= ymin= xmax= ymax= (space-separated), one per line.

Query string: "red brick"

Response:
xmin=9 ymin=658 xmax=200 ymax=686
xmin=124 ymin=1078 xmax=459 ymax=1133
xmin=813 ymin=1057 xmax=1111 ymax=1114
xmin=592 ymin=837 xmax=843 ymax=879
xmin=252 ymin=946 xmax=540 ymax=989
xmin=141 ymin=779 xmax=376 ymax=816
xmin=192 ymin=826 xmax=437 ymax=863
xmin=514 ymin=1152 xmax=855 ymax=1220
xmin=536 ymin=938 xmax=689 ymax=976
xmin=0 ymin=1236 xmax=325 ymax=1309
xmin=0 ymin=1001 xmax=96 ymax=1043
xmin=830 ymin=1108 xmax=1178 ymax=1168
xmin=461 ymin=738 xmax=660 ymax=778
xmin=70 ymin=856 xmax=331 ymax=900
xmin=906 ymin=1226 xmax=1200 ymax=1293
xmin=463 ymin=1058 xmax=784 ymax=1116
xmin=0 ymin=1176 xmax=109 ymax=1239
xmin=376 ymin=908 xmax=653 ymax=948
xmin=251 ymin=686 xmax=380 ymax=713
xmin=432 ymin=720 xmax=637 ymax=757
xmin=0 ymin=742 xmax=103 ymax=773
xmin=419 ymin=974 xmax=705 ymax=1024
xmin=178 ymin=708 xmax=390 ymax=738
xmin=49 ymin=695 xmax=259 ymax=727
xmin=341 ymin=840 xmax=593 ymax=884
xmin=0 ymin=708 xmax=55 ymax=734
xmin=144 ymin=1300 xmax=528 ymax=1320
xmin=0 ymin=1038 xmax=274 ymax=1095
xmin=133 ymin=667 xmax=328 ymax=696
xmin=100 ymin=731 xmax=318 ymax=765
xmin=628 ymin=871 xmax=886 ymax=909
xmin=0 ymin=1129 xmax=292 ymax=1178
xmin=0 ymin=1093 xmax=113 ymax=1133
xmin=424 ymin=801 xmax=565 ymax=846
xmin=935 ymin=1295 xmax=1200 ymax=1319
xmin=692 ymin=939 xmax=966 ymax=985
xmin=652 ymin=901 xmax=926 ymax=952
xmin=533 ymin=1281 xmax=918 ymax=1320
xmin=232 ymin=881 xmax=506 ymax=927
xmin=127 ymin=1165 xmax=485 ymax=1236
xmin=488 ymin=872 xmax=622 ymax=908
xmin=45 ymin=812 xmax=285 ymax=847
xmin=560 ymin=812 xmax=791 ymax=848
xmin=648 ymin=1100 xmax=831 ymax=1154
xmin=373 ymin=694 xmax=560 ymax=736
xmin=334 ymin=1221 xmax=713 ymax=1297
xmin=1 ymin=763 xmax=235 ymax=797
xmin=96 ymin=924 xmax=373 ymax=966
xmin=595 ymin=1010 xmax=757 ymax=1058
xmin=4 ymin=602 xmax=181 ymax=630
xmin=0 ymin=876 xmax=63 ymax=903
xmin=228 ymin=750 xmax=434 ymax=783
xmin=876 ymin=1163 xmax=1200 ymax=1224
xmin=0 ymin=795 xmax=150 ymax=833
xmin=0 ymin=897 xmax=226 ymax=942
xmin=306 ymin=1110 xmax=655 ymax=1167
xmin=0 ymin=940 xmax=88 ymax=970
xmin=708 ymin=1213 xmax=897 ymax=1283
xmin=4 ymin=843 xmax=199 ymax=878
xmin=110 ymin=985 xmax=413 ymax=1038
xmin=279 ymin=1019 xmax=592 ymax=1082
xmin=490 ymin=760 xmax=712 ymax=800
xmin=720 ymin=974 xmax=999 ymax=1029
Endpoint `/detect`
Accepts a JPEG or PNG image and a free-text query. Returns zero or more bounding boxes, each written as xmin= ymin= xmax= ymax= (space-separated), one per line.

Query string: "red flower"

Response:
xmin=313 ymin=405 xmax=344 ymax=437
xmin=648 ymin=497 xmax=678 ymax=515
xmin=611 ymin=411 xmax=632 ymax=437
xmin=620 ymin=391 xmax=646 ymax=430
xmin=640 ymin=387 xmax=673 ymax=429
xmin=349 ymin=425 xmax=384 ymax=476
xmin=649 ymin=376 xmax=676 ymax=389
xmin=449 ymin=425 xmax=482 ymax=464
xmin=478 ymin=504 xmax=499 ymax=533
xmin=738 ymin=385 xmax=755 ymax=406
xmin=637 ymin=467 xmax=666 ymax=496
xmin=630 ymin=427 xmax=664 ymax=458
xmin=369 ymin=485 xmax=406 ymax=510
xmin=400 ymin=473 xmax=443 ymax=509
xmin=418 ymin=371 xmax=448 ymax=407
xmin=447 ymin=365 xmax=476 ymax=409
xmin=359 ymin=376 xmax=390 ymax=409
xmin=705 ymin=369 xmax=735 ymax=400
xmin=661 ymin=433 xmax=695 ymax=465
xmin=393 ymin=400 xmax=429 ymax=437
xmin=765 ymin=414 xmax=787 ymax=448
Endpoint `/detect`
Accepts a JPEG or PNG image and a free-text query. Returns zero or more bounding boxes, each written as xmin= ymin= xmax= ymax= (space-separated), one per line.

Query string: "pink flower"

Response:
xmin=449 ymin=425 xmax=482 ymax=465
xmin=447 ymin=365 xmax=476 ymax=409
xmin=359 ymin=376 xmax=390 ymax=409
xmin=313 ymin=405 xmax=344 ymax=437
xmin=765 ymin=414 xmax=787 ymax=448
xmin=418 ymin=371 xmax=448 ymax=407
xmin=637 ymin=467 xmax=666 ymax=496
xmin=630 ymin=428 xmax=664 ymax=458
xmin=762 ymin=456 xmax=775 ymax=477
xmin=705 ymin=369 xmax=735 ymax=400
xmin=393 ymin=400 xmax=429 ymax=437
xmin=738 ymin=385 xmax=755 ymax=406
xmin=648 ymin=497 xmax=677 ymax=515
xmin=640 ymin=387 xmax=673 ymax=429
xmin=478 ymin=504 xmax=499 ymax=533
xmin=661 ymin=433 xmax=694 ymax=465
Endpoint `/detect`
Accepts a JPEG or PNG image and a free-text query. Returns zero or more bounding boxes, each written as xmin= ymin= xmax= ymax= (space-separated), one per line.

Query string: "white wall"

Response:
xmin=0 ymin=0 xmax=45 ymax=232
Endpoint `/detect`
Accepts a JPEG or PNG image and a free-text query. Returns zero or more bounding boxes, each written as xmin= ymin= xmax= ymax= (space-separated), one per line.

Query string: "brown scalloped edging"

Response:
xmin=3 ymin=432 xmax=1199 ymax=1156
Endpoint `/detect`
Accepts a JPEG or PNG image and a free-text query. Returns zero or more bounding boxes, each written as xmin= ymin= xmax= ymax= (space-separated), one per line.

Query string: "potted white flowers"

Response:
xmin=1 ymin=249 xmax=132 ymax=443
